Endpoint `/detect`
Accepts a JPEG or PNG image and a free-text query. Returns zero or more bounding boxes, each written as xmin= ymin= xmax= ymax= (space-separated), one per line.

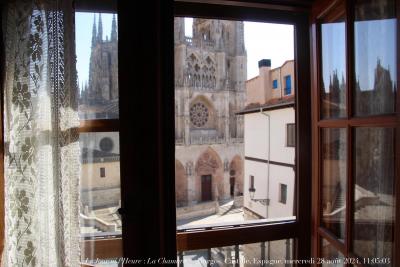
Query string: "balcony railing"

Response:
xmin=175 ymin=137 xmax=243 ymax=146
xmin=184 ymin=36 xmax=215 ymax=49
xmin=190 ymin=135 xmax=225 ymax=145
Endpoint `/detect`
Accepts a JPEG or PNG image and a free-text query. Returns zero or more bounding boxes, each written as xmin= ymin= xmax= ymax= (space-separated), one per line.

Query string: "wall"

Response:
xmin=245 ymin=75 xmax=262 ymax=105
xmin=81 ymin=161 xmax=120 ymax=190
xmin=244 ymin=160 xmax=295 ymax=219
xmin=243 ymin=107 xmax=295 ymax=219
xmin=244 ymin=108 xmax=295 ymax=163
xmin=175 ymin=143 xmax=244 ymax=204
xmin=245 ymin=60 xmax=295 ymax=106
xmin=81 ymin=161 xmax=120 ymax=208
xmin=80 ymin=132 xmax=120 ymax=155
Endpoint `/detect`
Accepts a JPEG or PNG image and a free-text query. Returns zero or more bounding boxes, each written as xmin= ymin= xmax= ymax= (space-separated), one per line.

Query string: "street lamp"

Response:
xmin=248 ymin=186 xmax=269 ymax=206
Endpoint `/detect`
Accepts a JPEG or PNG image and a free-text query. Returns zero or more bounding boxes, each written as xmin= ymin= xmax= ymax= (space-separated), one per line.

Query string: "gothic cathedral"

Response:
xmin=174 ymin=18 xmax=245 ymax=208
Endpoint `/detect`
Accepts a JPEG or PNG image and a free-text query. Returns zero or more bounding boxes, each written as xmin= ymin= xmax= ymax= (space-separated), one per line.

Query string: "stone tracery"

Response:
xmin=190 ymin=102 xmax=209 ymax=127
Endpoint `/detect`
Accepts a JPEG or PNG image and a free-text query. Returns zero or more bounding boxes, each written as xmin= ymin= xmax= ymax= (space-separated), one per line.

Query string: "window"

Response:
xmin=249 ymin=175 xmax=255 ymax=190
xmin=100 ymin=167 xmax=106 ymax=178
xmin=0 ymin=0 xmax=314 ymax=264
xmin=75 ymin=5 xmax=122 ymax=263
xmin=279 ymin=184 xmax=287 ymax=204
xmin=286 ymin=123 xmax=295 ymax=147
xmin=284 ymin=75 xmax=291 ymax=95
xmin=311 ymin=0 xmax=398 ymax=264
xmin=172 ymin=2 xmax=311 ymax=262
xmin=272 ymin=79 xmax=278 ymax=88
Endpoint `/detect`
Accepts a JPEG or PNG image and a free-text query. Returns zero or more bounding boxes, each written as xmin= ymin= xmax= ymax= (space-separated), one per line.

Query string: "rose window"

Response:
xmin=190 ymin=103 xmax=209 ymax=127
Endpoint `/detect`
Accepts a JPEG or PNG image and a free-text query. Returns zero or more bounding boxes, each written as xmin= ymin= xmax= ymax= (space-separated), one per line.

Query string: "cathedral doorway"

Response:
xmin=229 ymin=175 xmax=235 ymax=197
xmin=201 ymin=175 xmax=212 ymax=201
xmin=229 ymin=155 xmax=244 ymax=196
xmin=195 ymin=147 xmax=224 ymax=202
xmin=175 ymin=160 xmax=188 ymax=206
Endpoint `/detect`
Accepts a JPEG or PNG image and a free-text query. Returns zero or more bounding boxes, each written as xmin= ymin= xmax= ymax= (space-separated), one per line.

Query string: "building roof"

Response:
xmin=237 ymin=95 xmax=295 ymax=115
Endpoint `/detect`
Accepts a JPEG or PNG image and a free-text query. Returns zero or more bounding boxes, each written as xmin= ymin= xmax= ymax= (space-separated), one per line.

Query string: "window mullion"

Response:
xmin=345 ymin=0 xmax=354 ymax=258
xmin=79 ymin=119 xmax=120 ymax=133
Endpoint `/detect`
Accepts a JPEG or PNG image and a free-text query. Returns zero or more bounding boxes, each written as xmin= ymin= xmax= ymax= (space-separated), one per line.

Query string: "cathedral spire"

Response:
xmin=97 ymin=13 xmax=103 ymax=42
xmin=91 ymin=14 xmax=97 ymax=47
xmin=111 ymin=14 xmax=117 ymax=41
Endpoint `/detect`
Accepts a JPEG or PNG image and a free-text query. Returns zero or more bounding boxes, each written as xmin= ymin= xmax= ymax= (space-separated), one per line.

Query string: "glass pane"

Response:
xmin=321 ymin=128 xmax=346 ymax=242
xmin=79 ymin=132 xmax=121 ymax=262
xmin=354 ymin=0 xmax=396 ymax=116
xmin=320 ymin=5 xmax=346 ymax=119
xmin=320 ymin=238 xmax=345 ymax=267
xmin=76 ymin=12 xmax=119 ymax=119
xmin=175 ymin=17 xmax=296 ymax=228
xmin=179 ymin=239 xmax=293 ymax=266
xmin=353 ymin=128 xmax=394 ymax=264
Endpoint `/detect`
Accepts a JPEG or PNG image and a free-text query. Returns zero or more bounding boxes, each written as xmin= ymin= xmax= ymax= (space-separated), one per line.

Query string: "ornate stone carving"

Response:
xmin=196 ymin=152 xmax=219 ymax=174
xmin=190 ymin=102 xmax=209 ymax=127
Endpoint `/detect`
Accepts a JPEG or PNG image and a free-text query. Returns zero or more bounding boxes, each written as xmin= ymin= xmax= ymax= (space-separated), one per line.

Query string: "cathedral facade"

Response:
xmin=79 ymin=16 xmax=246 ymax=213
xmin=174 ymin=18 xmax=246 ymax=207
xmin=80 ymin=14 xmax=118 ymax=119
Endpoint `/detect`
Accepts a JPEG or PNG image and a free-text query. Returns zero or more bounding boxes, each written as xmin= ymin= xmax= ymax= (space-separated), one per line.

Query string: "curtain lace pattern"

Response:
xmin=2 ymin=0 xmax=80 ymax=266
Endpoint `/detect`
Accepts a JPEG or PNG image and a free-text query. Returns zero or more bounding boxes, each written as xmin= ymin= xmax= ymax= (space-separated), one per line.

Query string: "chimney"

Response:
xmin=258 ymin=59 xmax=272 ymax=104
xmin=258 ymin=59 xmax=271 ymax=69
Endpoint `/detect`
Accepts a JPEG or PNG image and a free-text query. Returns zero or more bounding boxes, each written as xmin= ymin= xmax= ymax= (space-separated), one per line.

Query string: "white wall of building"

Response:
xmin=243 ymin=107 xmax=295 ymax=219
xmin=244 ymin=107 xmax=295 ymax=163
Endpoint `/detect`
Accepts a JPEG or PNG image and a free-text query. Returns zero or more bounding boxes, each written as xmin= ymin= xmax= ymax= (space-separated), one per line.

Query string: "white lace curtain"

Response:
xmin=2 ymin=0 xmax=80 ymax=266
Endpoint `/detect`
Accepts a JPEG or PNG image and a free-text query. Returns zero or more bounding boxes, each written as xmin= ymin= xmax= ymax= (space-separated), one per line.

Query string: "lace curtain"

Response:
xmin=1 ymin=0 xmax=80 ymax=266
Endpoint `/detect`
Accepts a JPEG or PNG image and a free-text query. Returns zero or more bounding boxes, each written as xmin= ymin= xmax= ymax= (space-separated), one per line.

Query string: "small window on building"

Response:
xmin=284 ymin=75 xmax=291 ymax=95
xmin=286 ymin=123 xmax=295 ymax=147
xmin=249 ymin=175 xmax=255 ymax=190
xmin=279 ymin=184 xmax=287 ymax=204
xmin=100 ymin=167 xmax=106 ymax=178
xmin=272 ymin=79 xmax=278 ymax=89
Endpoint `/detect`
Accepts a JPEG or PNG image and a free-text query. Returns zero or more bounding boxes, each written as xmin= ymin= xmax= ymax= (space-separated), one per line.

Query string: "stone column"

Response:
xmin=184 ymin=88 xmax=191 ymax=145
xmin=224 ymin=91 xmax=230 ymax=142
xmin=186 ymin=161 xmax=196 ymax=205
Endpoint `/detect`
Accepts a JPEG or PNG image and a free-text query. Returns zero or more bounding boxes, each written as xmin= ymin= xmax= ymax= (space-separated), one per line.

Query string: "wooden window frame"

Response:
xmin=311 ymin=0 xmax=400 ymax=265
xmin=0 ymin=2 xmax=5 ymax=261
xmin=0 ymin=0 xmax=313 ymax=264
xmin=75 ymin=1 xmax=123 ymax=263
xmin=172 ymin=0 xmax=312 ymax=261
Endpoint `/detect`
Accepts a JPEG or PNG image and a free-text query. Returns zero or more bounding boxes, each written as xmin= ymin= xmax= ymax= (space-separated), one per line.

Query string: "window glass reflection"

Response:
xmin=354 ymin=0 xmax=396 ymax=116
xmin=353 ymin=127 xmax=394 ymax=263
xmin=178 ymin=239 xmax=293 ymax=266
xmin=321 ymin=128 xmax=346 ymax=242
xmin=320 ymin=14 xmax=346 ymax=119
xmin=320 ymin=238 xmax=345 ymax=267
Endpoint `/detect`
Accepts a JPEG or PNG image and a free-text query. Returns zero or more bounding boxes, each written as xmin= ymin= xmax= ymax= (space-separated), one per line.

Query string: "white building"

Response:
xmin=239 ymin=59 xmax=296 ymax=220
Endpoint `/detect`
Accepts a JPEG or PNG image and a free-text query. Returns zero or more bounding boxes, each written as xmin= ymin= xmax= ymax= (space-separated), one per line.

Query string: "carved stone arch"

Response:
xmin=189 ymin=95 xmax=216 ymax=129
xmin=195 ymin=147 xmax=224 ymax=202
xmin=188 ymin=52 xmax=200 ymax=64
xmin=175 ymin=159 xmax=188 ymax=207
xmin=229 ymin=155 xmax=244 ymax=197
xmin=186 ymin=53 xmax=201 ymax=87
xmin=205 ymin=55 xmax=215 ymax=66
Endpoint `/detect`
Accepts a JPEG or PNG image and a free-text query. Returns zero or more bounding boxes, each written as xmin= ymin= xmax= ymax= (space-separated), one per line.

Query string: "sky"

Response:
xmin=184 ymin=18 xmax=294 ymax=79
xmin=322 ymin=19 xmax=396 ymax=91
xmin=75 ymin=12 xmax=115 ymax=89
xmin=75 ymin=14 xmax=294 ymax=87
